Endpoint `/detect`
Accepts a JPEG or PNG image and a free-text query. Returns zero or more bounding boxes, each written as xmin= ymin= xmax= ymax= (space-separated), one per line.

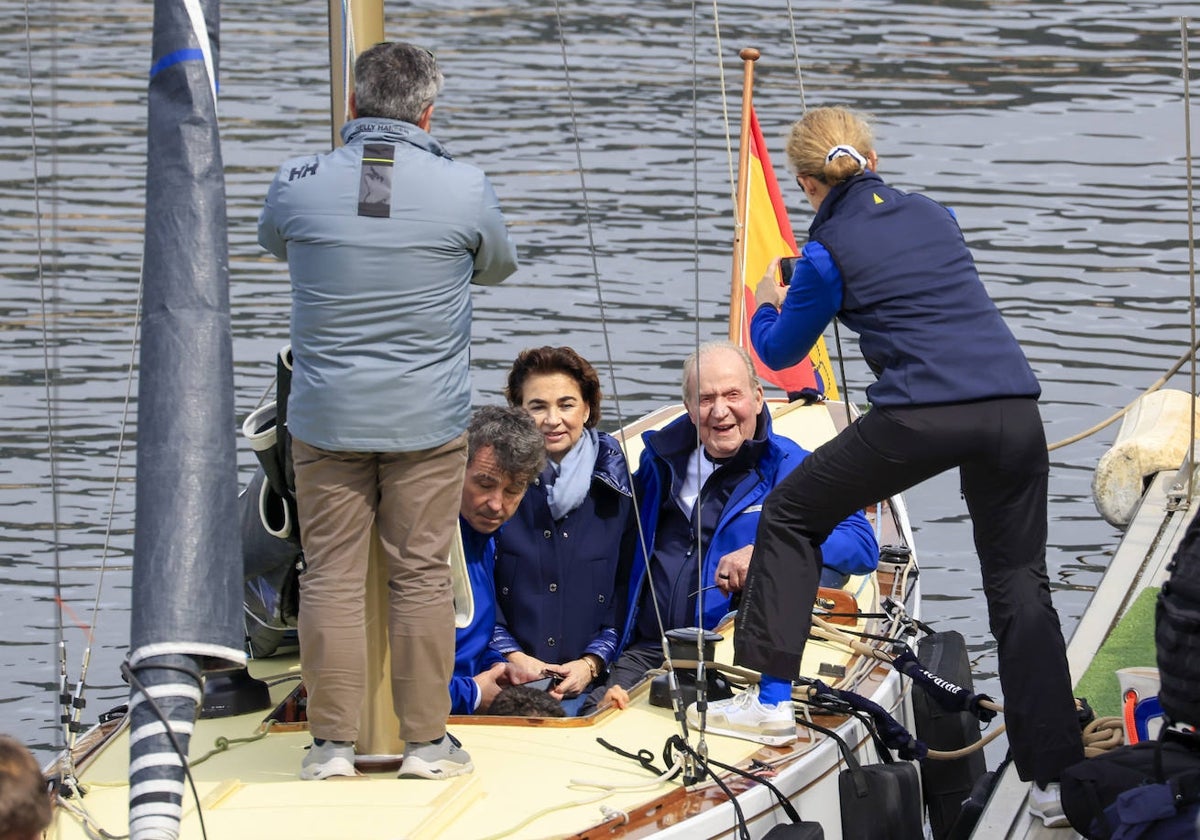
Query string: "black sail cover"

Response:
xmin=128 ymin=0 xmax=243 ymax=836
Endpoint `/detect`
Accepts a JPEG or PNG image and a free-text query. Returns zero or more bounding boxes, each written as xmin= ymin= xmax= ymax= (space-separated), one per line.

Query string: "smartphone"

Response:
xmin=779 ymin=255 xmax=800 ymax=285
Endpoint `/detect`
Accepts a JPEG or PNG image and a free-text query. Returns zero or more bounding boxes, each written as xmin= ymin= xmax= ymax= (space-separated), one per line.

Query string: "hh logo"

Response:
xmin=288 ymin=161 xmax=318 ymax=181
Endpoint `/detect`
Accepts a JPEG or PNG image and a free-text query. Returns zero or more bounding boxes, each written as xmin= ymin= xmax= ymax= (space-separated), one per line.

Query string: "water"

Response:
xmin=2 ymin=0 xmax=1196 ymax=764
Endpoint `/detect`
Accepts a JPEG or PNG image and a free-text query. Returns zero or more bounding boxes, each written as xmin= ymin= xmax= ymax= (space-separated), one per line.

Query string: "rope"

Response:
xmin=1083 ymin=715 xmax=1126 ymax=757
xmin=1047 ymin=337 xmax=1200 ymax=452
xmin=188 ymin=720 xmax=279 ymax=767
xmin=53 ymin=794 xmax=130 ymax=840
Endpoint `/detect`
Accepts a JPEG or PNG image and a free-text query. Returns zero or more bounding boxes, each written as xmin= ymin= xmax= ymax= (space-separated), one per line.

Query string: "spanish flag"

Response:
xmin=736 ymin=108 xmax=838 ymax=400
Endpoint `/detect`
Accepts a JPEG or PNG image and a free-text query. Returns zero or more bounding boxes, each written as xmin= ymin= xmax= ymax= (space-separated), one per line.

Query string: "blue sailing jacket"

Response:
xmin=618 ymin=408 xmax=877 ymax=650
xmin=450 ymin=519 xmax=504 ymax=715
xmin=753 ymin=171 xmax=1039 ymax=408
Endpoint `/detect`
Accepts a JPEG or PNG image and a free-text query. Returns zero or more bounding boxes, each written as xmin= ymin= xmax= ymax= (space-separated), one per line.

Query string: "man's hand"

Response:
xmin=506 ymin=651 xmax=550 ymax=684
xmin=756 ymin=257 xmax=785 ymax=310
xmin=602 ymin=685 xmax=630 ymax=710
xmin=473 ymin=662 xmax=512 ymax=713
xmin=715 ymin=544 xmax=754 ymax=594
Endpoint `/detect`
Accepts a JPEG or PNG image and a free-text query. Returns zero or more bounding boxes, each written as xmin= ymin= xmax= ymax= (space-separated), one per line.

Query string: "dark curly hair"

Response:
xmin=504 ymin=346 xmax=602 ymax=429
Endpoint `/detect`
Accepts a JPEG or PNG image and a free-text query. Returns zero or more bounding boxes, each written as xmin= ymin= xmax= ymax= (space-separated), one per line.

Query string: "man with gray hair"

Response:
xmin=258 ymin=42 xmax=518 ymax=780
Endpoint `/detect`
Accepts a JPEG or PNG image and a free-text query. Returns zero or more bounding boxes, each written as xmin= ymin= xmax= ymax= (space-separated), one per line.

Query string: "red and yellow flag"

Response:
xmin=736 ymin=108 xmax=838 ymax=400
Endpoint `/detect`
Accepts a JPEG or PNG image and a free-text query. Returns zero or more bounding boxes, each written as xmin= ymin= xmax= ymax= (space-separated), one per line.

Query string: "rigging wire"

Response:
xmin=710 ymin=0 xmax=739 ymax=217
xmin=784 ymin=0 xmax=806 ymax=113
xmin=687 ymin=0 xmax=711 ymax=781
xmin=1182 ymin=17 xmax=1195 ymax=503
xmin=546 ymin=2 xmax=666 ymax=709
xmin=23 ymin=0 xmax=66 ymax=753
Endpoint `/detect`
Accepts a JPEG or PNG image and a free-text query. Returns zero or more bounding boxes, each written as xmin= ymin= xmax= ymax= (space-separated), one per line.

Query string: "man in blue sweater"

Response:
xmin=445 ymin=405 xmax=546 ymax=720
xmin=583 ymin=341 xmax=878 ymax=736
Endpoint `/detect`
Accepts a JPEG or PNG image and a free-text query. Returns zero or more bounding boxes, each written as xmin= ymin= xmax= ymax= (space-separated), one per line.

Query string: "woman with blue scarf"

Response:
xmin=491 ymin=347 xmax=636 ymax=715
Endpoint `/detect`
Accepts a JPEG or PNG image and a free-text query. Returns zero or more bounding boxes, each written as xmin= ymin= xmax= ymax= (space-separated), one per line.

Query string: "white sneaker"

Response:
xmin=398 ymin=733 xmax=474 ymax=780
xmin=299 ymin=739 xmax=356 ymax=780
xmin=687 ymin=685 xmax=797 ymax=746
xmin=1028 ymin=781 xmax=1069 ymax=828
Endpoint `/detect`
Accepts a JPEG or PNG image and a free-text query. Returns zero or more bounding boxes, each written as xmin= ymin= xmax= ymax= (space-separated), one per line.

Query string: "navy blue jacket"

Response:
xmin=754 ymin=171 xmax=1040 ymax=408
xmin=491 ymin=432 xmax=635 ymax=668
xmin=619 ymin=407 xmax=877 ymax=649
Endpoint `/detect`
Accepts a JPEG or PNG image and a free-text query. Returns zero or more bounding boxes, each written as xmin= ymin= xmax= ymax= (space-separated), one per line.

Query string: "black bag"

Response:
xmin=1060 ymin=730 xmax=1200 ymax=838
xmin=839 ymin=760 xmax=923 ymax=839
xmin=1157 ymin=509 xmax=1200 ymax=728
xmin=762 ymin=823 xmax=825 ymax=839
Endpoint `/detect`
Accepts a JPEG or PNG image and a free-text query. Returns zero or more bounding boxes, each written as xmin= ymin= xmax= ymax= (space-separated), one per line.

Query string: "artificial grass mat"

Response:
xmin=1073 ymin=586 xmax=1159 ymax=719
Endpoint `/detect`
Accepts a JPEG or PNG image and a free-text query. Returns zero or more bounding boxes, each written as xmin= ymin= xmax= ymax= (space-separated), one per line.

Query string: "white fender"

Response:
xmin=258 ymin=475 xmax=292 ymax=540
xmin=243 ymin=403 xmax=278 ymax=451
xmin=1093 ymin=389 xmax=1200 ymax=527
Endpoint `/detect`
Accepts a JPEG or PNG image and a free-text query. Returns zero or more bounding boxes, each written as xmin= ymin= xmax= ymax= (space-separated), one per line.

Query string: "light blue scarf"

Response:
xmin=546 ymin=428 xmax=598 ymax=521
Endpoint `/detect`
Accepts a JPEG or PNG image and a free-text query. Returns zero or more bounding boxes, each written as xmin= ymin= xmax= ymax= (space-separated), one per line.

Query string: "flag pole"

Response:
xmin=729 ymin=47 xmax=760 ymax=342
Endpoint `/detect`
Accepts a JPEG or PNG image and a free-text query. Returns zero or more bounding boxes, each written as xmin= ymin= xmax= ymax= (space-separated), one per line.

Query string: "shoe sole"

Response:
xmin=299 ymin=757 xmax=357 ymax=780
xmin=689 ymin=715 xmax=797 ymax=747
xmin=1028 ymin=807 xmax=1069 ymax=828
xmin=398 ymin=756 xmax=475 ymax=780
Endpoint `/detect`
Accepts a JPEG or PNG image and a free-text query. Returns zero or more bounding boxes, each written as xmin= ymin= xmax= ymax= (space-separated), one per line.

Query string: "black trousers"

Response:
xmin=734 ymin=397 xmax=1084 ymax=785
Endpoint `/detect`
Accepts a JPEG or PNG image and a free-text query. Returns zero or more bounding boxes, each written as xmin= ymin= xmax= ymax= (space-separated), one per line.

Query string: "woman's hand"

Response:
xmin=545 ymin=659 xmax=594 ymax=699
xmin=756 ymin=258 xmax=786 ymax=310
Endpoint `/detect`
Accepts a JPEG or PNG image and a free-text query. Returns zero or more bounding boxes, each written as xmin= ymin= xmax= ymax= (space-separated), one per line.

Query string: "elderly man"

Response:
xmin=585 ymin=341 xmax=877 ymax=743
xmin=259 ymin=42 xmax=518 ymax=781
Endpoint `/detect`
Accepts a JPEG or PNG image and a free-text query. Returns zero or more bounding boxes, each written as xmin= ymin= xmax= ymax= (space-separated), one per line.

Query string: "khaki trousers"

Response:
xmin=293 ymin=433 xmax=466 ymax=744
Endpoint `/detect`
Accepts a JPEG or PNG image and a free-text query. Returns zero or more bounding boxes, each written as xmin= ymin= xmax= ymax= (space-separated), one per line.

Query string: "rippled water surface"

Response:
xmin=1 ymin=0 xmax=1196 ymax=761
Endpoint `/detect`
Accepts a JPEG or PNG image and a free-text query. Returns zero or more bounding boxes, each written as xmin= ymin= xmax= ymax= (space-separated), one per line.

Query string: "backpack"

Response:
xmin=1060 ymin=729 xmax=1200 ymax=838
xmin=1157 ymin=508 xmax=1200 ymax=729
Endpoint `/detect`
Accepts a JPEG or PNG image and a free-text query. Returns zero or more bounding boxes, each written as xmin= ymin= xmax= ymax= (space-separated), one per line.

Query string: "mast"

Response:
xmin=325 ymin=0 xmax=402 ymax=758
xmin=327 ymin=0 xmax=384 ymax=147
xmin=728 ymin=47 xmax=760 ymax=342
xmin=128 ymin=1 xmax=244 ymax=837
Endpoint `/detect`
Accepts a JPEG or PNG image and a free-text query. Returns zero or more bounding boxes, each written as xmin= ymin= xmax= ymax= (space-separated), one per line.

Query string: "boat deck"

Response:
xmin=53 ymin=622 xmax=903 ymax=839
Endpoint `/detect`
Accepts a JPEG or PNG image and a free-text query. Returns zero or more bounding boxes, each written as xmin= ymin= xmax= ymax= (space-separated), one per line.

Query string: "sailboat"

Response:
xmin=41 ymin=3 xmax=995 ymax=840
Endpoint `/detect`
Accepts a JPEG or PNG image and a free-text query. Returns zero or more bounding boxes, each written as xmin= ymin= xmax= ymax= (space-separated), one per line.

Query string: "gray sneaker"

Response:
xmin=398 ymin=732 xmax=474 ymax=780
xmin=299 ymin=739 xmax=356 ymax=780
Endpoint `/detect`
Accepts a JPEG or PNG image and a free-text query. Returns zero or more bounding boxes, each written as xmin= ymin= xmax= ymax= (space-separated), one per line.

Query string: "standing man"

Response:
xmin=258 ymin=41 xmax=518 ymax=781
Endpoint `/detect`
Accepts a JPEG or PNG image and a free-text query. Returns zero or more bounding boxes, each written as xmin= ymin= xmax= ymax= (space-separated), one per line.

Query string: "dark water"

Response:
xmin=2 ymin=0 xmax=1196 ymax=763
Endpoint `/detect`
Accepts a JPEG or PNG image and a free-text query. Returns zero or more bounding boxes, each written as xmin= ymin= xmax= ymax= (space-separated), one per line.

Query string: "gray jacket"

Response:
xmin=258 ymin=118 xmax=518 ymax=451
